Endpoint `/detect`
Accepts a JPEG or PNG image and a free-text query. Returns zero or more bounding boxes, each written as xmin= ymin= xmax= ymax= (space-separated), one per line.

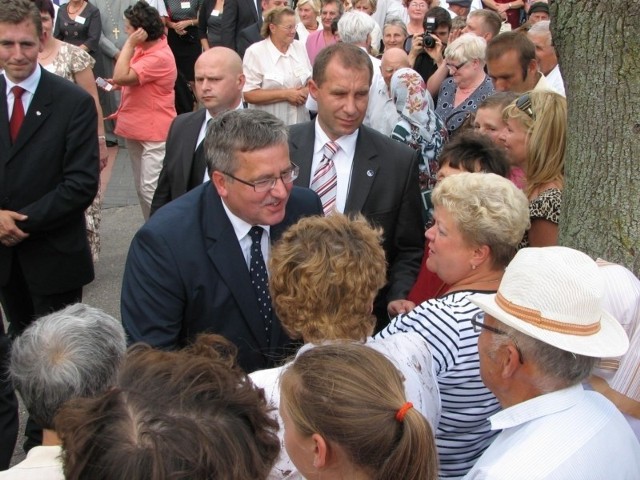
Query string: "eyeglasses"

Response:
xmin=276 ymin=24 xmax=296 ymax=31
xmin=471 ymin=311 xmax=524 ymax=364
xmin=222 ymin=163 xmax=299 ymax=192
xmin=409 ymin=2 xmax=428 ymax=8
xmin=445 ymin=60 xmax=468 ymax=72
xmin=515 ymin=93 xmax=535 ymax=119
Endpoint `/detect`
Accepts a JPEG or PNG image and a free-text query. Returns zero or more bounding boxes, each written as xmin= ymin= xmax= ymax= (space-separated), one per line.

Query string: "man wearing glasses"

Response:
xmin=121 ymin=110 xmax=322 ymax=373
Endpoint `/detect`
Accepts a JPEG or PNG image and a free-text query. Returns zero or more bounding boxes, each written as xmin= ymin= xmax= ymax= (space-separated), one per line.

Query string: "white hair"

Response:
xmin=337 ymin=10 xmax=376 ymax=45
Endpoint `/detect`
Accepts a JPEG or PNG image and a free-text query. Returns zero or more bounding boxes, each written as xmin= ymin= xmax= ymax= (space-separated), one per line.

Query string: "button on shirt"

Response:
xmin=463 ymin=384 xmax=640 ymax=480
xmin=310 ymin=120 xmax=358 ymax=214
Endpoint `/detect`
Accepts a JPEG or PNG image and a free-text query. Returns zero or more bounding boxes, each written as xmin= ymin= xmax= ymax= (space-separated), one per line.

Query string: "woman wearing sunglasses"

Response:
xmin=501 ymin=90 xmax=567 ymax=247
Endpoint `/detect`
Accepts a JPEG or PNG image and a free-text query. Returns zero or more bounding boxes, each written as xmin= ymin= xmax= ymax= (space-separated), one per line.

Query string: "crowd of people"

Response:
xmin=1 ymin=0 xmax=640 ymax=478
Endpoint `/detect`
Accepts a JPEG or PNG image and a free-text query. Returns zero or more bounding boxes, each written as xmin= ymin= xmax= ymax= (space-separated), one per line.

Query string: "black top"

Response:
xmin=54 ymin=2 xmax=101 ymax=55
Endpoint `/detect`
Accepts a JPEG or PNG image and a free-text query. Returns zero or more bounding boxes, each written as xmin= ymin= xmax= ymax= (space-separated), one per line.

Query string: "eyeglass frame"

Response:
xmin=275 ymin=23 xmax=297 ymax=31
xmin=515 ymin=93 xmax=535 ymax=120
xmin=445 ymin=60 xmax=468 ymax=72
xmin=222 ymin=163 xmax=300 ymax=192
xmin=409 ymin=2 xmax=428 ymax=9
xmin=471 ymin=311 xmax=525 ymax=364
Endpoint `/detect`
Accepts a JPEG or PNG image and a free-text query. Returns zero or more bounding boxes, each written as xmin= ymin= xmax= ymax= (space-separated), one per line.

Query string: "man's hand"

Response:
xmin=0 ymin=210 xmax=29 ymax=247
xmin=423 ymin=34 xmax=444 ymax=65
xmin=387 ymin=299 xmax=416 ymax=317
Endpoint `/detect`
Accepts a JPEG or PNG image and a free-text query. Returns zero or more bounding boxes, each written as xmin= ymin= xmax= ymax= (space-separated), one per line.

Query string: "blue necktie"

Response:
xmin=249 ymin=226 xmax=272 ymax=345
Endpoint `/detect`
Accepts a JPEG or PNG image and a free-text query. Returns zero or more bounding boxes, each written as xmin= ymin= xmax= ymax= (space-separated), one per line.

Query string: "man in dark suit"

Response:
xmin=122 ymin=110 xmax=322 ymax=373
xmin=220 ymin=0 xmax=262 ymax=52
xmin=289 ymin=43 xmax=424 ymax=329
xmin=150 ymin=47 xmax=245 ymax=215
xmin=0 ymin=0 xmax=99 ymax=466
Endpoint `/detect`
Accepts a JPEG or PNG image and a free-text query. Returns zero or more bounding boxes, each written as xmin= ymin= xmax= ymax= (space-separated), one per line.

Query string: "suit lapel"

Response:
xmin=8 ymin=71 xmax=52 ymax=161
xmin=0 ymin=77 xmax=10 ymax=161
xmin=345 ymin=128 xmax=380 ymax=213
xmin=181 ymin=109 xmax=207 ymax=184
xmin=202 ymin=187 xmax=268 ymax=350
xmin=290 ymin=122 xmax=315 ymax=187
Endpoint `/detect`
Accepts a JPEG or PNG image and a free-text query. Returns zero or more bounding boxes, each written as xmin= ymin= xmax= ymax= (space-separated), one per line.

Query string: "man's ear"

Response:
xmin=308 ymin=79 xmax=319 ymax=100
xmin=501 ymin=343 xmax=523 ymax=379
xmin=211 ymin=170 xmax=228 ymax=198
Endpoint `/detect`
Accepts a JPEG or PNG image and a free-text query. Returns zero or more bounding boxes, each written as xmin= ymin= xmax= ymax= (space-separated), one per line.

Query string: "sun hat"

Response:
xmin=528 ymin=2 xmax=550 ymax=16
xmin=470 ymin=246 xmax=629 ymax=357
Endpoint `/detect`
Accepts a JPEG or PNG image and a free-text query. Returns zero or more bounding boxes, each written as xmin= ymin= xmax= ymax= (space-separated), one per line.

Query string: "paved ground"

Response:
xmin=7 ymin=145 xmax=143 ymax=467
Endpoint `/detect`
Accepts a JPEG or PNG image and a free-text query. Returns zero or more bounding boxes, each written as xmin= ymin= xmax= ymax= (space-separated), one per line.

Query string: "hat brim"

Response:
xmin=469 ymin=293 xmax=629 ymax=358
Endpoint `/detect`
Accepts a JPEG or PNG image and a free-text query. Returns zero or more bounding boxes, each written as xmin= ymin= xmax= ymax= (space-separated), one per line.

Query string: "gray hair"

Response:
xmin=528 ymin=19 xmax=552 ymax=45
xmin=431 ymin=172 xmax=530 ymax=269
xmin=10 ymin=303 xmax=126 ymax=429
xmin=489 ymin=319 xmax=597 ymax=392
xmin=204 ymin=109 xmax=289 ymax=175
xmin=445 ymin=32 xmax=487 ymax=64
xmin=382 ymin=16 xmax=408 ymax=37
xmin=337 ymin=10 xmax=376 ymax=45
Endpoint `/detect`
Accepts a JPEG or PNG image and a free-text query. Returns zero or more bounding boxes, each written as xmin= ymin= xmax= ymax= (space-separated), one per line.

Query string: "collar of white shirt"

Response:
xmin=312 ymin=119 xmax=358 ymax=159
xmin=4 ymin=64 xmax=41 ymax=110
xmin=489 ymin=384 xmax=584 ymax=431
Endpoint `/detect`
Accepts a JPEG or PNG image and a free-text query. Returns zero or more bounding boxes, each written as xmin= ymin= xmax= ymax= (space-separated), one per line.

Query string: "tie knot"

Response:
xmin=11 ymin=86 xmax=25 ymax=100
xmin=249 ymin=226 xmax=263 ymax=244
xmin=323 ymin=141 xmax=339 ymax=160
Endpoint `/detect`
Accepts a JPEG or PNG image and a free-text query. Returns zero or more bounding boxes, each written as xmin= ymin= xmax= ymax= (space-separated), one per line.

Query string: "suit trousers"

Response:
xmin=125 ymin=139 xmax=166 ymax=220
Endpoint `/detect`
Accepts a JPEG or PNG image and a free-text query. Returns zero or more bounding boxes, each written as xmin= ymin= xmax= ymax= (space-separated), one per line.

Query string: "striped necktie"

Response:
xmin=310 ymin=141 xmax=339 ymax=215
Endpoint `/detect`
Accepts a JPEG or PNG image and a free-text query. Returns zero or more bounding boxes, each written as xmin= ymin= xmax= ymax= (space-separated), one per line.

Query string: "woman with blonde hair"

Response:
xmin=243 ymin=7 xmax=312 ymax=125
xmin=280 ymin=343 xmax=438 ymax=480
xmin=295 ymin=0 xmax=321 ymax=44
xmin=501 ymin=90 xmax=567 ymax=247
xmin=435 ymin=33 xmax=495 ymax=135
xmin=250 ymin=213 xmax=440 ymax=479
xmin=378 ymin=172 xmax=530 ymax=478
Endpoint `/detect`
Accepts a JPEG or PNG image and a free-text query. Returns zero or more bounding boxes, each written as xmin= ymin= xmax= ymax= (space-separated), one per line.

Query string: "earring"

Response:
xmin=471 ymin=264 xmax=477 ymax=270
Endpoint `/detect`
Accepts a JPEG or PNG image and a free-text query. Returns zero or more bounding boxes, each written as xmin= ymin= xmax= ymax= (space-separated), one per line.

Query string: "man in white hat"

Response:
xmin=464 ymin=246 xmax=640 ymax=479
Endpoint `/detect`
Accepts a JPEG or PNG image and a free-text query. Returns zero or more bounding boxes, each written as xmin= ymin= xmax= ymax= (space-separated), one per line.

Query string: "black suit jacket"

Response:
xmin=237 ymin=22 xmax=262 ymax=58
xmin=0 ymin=70 xmax=99 ymax=294
xmin=220 ymin=0 xmax=261 ymax=52
xmin=150 ymin=109 xmax=206 ymax=215
xmin=289 ymin=122 xmax=424 ymax=321
xmin=122 ymin=183 xmax=323 ymax=373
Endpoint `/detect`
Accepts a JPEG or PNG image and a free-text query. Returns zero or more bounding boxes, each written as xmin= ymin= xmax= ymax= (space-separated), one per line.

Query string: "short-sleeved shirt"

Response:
xmin=435 ymin=74 xmax=494 ymax=135
xmin=114 ymin=37 xmax=177 ymax=142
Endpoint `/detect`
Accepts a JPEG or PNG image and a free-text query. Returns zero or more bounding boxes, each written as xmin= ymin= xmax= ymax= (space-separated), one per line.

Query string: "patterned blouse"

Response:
xmin=43 ymin=42 xmax=95 ymax=82
xmin=518 ymin=187 xmax=562 ymax=249
xmin=435 ymin=74 xmax=494 ymax=136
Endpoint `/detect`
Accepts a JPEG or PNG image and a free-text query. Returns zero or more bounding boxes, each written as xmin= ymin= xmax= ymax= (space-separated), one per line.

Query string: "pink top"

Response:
xmin=306 ymin=29 xmax=337 ymax=65
xmin=114 ymin=36 xmax=177 ymax=142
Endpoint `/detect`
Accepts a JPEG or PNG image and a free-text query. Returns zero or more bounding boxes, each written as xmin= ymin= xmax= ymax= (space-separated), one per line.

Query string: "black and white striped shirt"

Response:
xmin=377 ymin=290 xmax=501 ymax=479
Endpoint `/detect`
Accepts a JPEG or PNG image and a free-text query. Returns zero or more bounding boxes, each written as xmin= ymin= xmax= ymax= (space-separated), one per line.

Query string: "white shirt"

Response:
xmin=545 ymin=64 xmax=566 ymax=97
xmin=250 ymin=333 xmax=442 ymax=480
xmin=220 ymin=201 xmax=270 ymax=269
xmin=464 ymin=385 xmax=640 ymax=480
xmin=0 ymin=445 xmax=63 ymax=480
xmin=4 ymin=65 xmax=41 ymax=120
xmin=371 ymin=0 xmax=405 ymax=30
xmin=310 ymin=120 xmax=358 ymax=213
xmin=364 ymin=73 xmax=399 ymax=136
xmin=243 ymin=38 xmax=312 ymax=126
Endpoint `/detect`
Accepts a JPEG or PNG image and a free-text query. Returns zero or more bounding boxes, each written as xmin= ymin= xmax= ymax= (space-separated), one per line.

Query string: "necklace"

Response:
xmin=39 ymin=41 xmax=58 ymax=61
xmin=103 ymin=0 xmax=122 ymax=41
xmin=67 ymin=2 xmax=84 ymax=15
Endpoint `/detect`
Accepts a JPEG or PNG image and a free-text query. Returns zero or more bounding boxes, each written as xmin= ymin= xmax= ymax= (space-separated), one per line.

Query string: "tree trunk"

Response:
xmin=552 ymin=0 xmax=640 ymax=276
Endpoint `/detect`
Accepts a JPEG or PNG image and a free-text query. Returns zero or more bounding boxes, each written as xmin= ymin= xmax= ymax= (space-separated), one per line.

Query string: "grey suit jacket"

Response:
xmin=289 ymin=122 xmax=424 ymax=319
xmin=220 ymin=0 xmax=261 ymax=52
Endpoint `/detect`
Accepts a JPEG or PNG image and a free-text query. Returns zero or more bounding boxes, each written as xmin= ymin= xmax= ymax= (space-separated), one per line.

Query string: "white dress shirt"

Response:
xmin=364 ymin=73 xmax=399 ymax=136
xmin=0 ymin=445 xmax=63 ymax=480
xmin=4 ymin=65 xmax=41 ymax=120
xmin=463 ymin=384 xmax=640 ymax=480
xmin=545 ymin=64 xmax=566 ymax=97
xmin=220 ymin=201 xmax=270 ymax=270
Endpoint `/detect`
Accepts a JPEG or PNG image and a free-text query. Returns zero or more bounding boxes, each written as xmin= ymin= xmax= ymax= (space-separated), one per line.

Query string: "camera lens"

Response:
xmin=423 ymin=33 xmax=436 ymax=49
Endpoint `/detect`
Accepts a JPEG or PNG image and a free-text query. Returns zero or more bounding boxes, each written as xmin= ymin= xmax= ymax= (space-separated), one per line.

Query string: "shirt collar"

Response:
xmin=4 ymin=63 xmax=41 ymax=96
xmin=220 ymin=198 xmax=270 ymax=243
xmin=489 ymin=384 xmax=585 ymax=431
xmin=313 ymin=118 xmax=359 ymax=159
xmin=265 ymin=37 xmax=298 ymax=63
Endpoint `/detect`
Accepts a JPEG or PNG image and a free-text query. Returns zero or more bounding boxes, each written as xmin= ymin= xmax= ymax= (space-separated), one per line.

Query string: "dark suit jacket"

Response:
xmin=220 ymin=0 xmax=261 ymax=52
xmin=289 ymin=122 xmax=424 ymax=322
xmin=121 ymin=183 xmax=323 ymax=373
xmin=150 ymin=109 xmax=206 ymax=215
xmin=0 ymin=70 xmax=99 ymax=294
xmin=237 ymin=22 xmax=262 ymax=58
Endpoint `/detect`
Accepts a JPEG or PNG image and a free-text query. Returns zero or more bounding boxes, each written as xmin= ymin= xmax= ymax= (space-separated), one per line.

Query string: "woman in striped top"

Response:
xmin=377 ymin=172 xmax=530 ymax=479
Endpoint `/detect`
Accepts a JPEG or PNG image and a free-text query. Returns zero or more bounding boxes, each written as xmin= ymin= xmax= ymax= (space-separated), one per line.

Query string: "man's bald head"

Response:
xmin=194 ymin=47 xmax=245 ymax=115
xmin=380 ymin=48 xmax=410 ymax=88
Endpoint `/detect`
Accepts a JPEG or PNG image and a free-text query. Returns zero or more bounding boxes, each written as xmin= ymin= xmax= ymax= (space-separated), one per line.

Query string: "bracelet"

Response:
xmin=98 ymin=135 xmax=106 ymax=141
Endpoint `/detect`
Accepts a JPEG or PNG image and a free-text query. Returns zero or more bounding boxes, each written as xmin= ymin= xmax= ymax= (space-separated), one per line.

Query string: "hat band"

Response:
xmin=495 ymin=292 xmax=601 ymax=336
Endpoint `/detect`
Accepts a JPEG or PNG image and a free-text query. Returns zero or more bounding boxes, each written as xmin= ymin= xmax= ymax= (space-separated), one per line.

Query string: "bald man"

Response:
xmin=151 ymin=47 xmax=246 ymax=214
xmin=364 ymin=48 xmax=411 ymax=136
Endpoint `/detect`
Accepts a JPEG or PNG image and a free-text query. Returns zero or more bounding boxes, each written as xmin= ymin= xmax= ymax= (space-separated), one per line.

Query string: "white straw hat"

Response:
xmin=470 ymin=246 xmax=629 ymax=357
